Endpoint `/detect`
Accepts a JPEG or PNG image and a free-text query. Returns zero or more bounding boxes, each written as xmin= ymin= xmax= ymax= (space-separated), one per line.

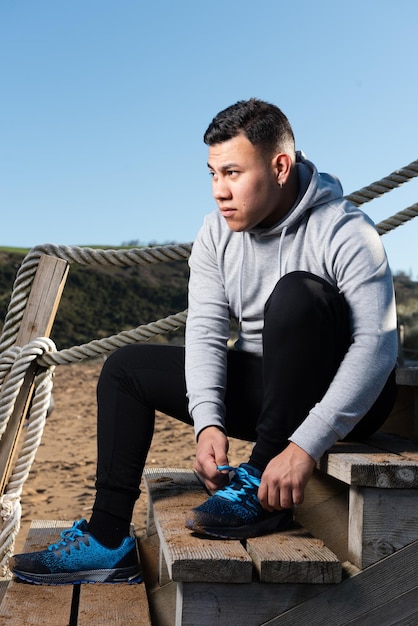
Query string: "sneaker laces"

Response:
xmin=215 ymin=465 xmax=261 ymax=504
xmin=48 ymin=521 xmax=86 ymax=551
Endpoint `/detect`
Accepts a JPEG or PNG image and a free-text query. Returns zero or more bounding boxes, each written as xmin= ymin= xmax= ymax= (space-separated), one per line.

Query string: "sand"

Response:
xmin=14 ymin=359 xmax=253 ymax=552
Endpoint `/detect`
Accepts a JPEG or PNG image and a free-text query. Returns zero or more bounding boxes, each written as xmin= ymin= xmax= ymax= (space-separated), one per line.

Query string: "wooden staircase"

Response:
xmin=0 ymin=367 xmax=417 ymax=624
xmin=139 ymin=366 xmax=418 ymax=625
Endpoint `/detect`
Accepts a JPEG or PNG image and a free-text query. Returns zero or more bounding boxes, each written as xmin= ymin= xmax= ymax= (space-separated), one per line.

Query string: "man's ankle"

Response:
xmin=87 ymin=510 xmax=131 ymax=548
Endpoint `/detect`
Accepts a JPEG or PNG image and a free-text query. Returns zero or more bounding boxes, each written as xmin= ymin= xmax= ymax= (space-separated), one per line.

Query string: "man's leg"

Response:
xmin=10 ymin=343 xmax=191 ymax=584
xmin=249 ymin=271 xmax=396 ymax=469
xmin=89 ymin=343 xmax=191 ymax=546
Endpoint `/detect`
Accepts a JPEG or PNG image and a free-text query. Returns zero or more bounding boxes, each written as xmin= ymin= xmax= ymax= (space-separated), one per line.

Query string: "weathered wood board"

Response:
xmin=0 ymin=520 xmax=151 ymax=625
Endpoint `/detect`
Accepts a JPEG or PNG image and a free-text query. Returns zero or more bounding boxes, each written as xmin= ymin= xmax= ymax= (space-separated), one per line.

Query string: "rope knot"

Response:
xmin=0 ymin=337 xmax=57 ymax=438
xmin=0 ymin=493 xmax=20 ymax=522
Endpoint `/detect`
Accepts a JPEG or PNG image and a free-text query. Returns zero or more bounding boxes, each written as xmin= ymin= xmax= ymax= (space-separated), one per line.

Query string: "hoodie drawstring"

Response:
xmin=237 ymin=226 xmax=288 ymax=331
xmin=238 ymin=238 xmax=245 ymax=330
xmin=277 ymin=226 xmax=287 ymax=278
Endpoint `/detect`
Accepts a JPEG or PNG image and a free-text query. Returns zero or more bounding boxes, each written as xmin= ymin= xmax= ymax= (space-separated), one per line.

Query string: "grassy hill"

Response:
xmin=0 ymin=249 xmax=189 ymax=350
xmin=1 ymin=248 xmax=418 ymax=359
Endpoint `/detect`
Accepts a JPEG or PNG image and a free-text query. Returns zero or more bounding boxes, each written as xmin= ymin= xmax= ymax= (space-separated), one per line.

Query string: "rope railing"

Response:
xmin=0 ymin=338 xmax=56 ymax=575
xmin=38 ymin=310 xmax=189 ymax=367
xmin=0 ymin=242 xmax=193 ymax=358
xmin=345 ymin=158 xmax=418 ymax=207
xmin=0 ymin=158 xmax=417 ymax=576
xmin=375 ymin=201 xmax=418 ymax=236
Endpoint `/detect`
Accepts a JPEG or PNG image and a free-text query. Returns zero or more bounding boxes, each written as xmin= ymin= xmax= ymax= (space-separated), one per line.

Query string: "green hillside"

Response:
xmin=0 ymin=250 xmax=189 ymax=350
xmin=1 ymin=249 xmax=418 ymax=360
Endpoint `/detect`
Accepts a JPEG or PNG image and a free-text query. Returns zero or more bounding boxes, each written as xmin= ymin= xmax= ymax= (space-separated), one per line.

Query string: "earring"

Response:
xmin=279 ymin=181 xmax=283 ymax=189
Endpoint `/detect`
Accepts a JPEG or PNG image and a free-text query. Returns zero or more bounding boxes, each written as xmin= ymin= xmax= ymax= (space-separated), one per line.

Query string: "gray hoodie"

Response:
xmin=185 ymin=154 xmax=398 ymax=461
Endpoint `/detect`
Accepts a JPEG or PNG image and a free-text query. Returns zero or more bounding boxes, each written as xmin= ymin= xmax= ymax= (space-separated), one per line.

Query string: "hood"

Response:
xmin=235 ymin=153 xmax=344 ymax=328
xmin=248 ymin=152 xmax=344 ymax=238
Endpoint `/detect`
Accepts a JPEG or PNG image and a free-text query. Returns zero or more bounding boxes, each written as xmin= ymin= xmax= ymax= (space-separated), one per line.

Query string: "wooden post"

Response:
xmin=0 ymin=254 xmax=69 ymax=496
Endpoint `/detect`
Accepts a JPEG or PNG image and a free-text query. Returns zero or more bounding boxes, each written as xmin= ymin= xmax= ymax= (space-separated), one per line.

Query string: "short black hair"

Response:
xmin=204 ymin=98 xmax=295 ymax=156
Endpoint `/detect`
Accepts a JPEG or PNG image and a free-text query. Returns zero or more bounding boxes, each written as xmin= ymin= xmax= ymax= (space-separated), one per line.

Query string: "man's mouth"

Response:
xmin=220 ymin=208 xmax=236 ymax=218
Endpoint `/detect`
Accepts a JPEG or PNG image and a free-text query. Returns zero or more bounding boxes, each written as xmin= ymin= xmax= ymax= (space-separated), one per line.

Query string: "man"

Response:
xmin=11 ymin=99 xmax=397 ymax=584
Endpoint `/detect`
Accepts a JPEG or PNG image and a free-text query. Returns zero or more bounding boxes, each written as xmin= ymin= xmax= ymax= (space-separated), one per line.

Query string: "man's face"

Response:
xmin=207 ymin=134 xmax=283 ymax=232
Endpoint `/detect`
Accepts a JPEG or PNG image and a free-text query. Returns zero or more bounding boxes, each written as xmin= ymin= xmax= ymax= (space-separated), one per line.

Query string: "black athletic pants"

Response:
xmin=93 ymin=271 xmax=396 ymax=523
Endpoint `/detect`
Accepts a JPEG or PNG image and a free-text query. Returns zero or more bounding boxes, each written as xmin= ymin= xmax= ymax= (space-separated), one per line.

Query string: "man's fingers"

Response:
xmin=258 ymin=480 xmax=301 ymax=510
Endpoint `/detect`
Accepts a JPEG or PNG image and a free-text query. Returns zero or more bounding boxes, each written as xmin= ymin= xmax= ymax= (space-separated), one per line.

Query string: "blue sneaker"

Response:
xmin=186 ymin=463 xmax=293 ymax=539
xmin=10 ymin=519 xmax=142 ymax=585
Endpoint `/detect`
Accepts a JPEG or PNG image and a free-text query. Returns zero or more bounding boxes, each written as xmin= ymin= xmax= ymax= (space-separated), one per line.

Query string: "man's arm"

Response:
xmin=185 ymin=219 xmax=231 ymax=439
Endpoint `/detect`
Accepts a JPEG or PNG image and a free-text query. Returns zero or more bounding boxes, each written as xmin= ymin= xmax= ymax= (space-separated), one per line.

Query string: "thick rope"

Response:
xmin=0 ymin=243 xmax=192 ymax=358
xmin=375 ymin=202 xmax=418 ymax=236
xmin=345 ymin=158 xmax=418 ymax=207
xmin=38 ymin=310 xmax=188 ymax=367
xmin=0 ymin=159 xmax=417 ymax=572
xmin=0 ymin=338 xmax=55 ymax=577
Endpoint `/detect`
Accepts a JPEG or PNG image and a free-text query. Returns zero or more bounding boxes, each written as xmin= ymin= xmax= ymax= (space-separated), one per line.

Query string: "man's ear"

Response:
xmin=272 ymin=153 xmax=293 ymax=186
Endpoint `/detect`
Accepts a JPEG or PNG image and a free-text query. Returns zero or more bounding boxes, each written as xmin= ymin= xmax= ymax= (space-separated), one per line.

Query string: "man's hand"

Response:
xmin=258 ymin=442 xmax=316 ymax=511
xmin=194 ymin=426 xmax=230 ymax=491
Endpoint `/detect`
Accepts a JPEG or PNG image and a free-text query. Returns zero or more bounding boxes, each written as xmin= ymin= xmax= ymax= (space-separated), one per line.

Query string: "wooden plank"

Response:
xmin=0 ymin=255 xmax=69 ymax=496
xmin=0 ymin=580 xmax=74 ymax=625
xmin=13 ymin=519 xmax=70 ymax=552
xmin=0 ymin=521 xmax=73 ymax=625
xmin=145 ymin=467 xmax=202 ymax=536
xmin=139 ymin=532 xmax=178 ymax=625
xmin=344 ymin=586 xmax=418 ymax=625
xmin=144 ymin=468 xmax=253 ymax=583
xmin=348 ymin=486 xmax=418 ymax=568
xmin=295 ymin=470 xmax=349 ymax=563
xmin=318 ymin=444 xmax=418 ymax=487
xmin=246 ymin=525 xmax=341 ymax=584
xmin=2 ymin=520 xmax=151 ymax=626
xmin=176 ymin=579 xmax=333 ymax=626
xmin=148 ymin=580 xmax=177 ymax=626
xmin=396 ymin=366 xmax=418 ymax=386
xmin=77 ymin=583 xmax=151 ymax=626
xmin=265 ymin=538 xmax=418 ymax=625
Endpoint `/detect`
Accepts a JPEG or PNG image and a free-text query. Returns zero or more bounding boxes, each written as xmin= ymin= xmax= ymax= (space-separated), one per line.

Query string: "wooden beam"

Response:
xmin=0 ymin=521 xmax=73 ymax=625
xmin=77 ymin=584 xmax=151 ymax=626
xmin=348 ymin=485 xmax=418 ymax=568
xmin=144 ymin=468 xmax=253 ymax=584
xmin=246 ymin=525 xmax=341 ymax=583
xmin=318 ymin=442 xmax=418 ymax=488
xmin=295 ymin=470 xmax=349 ymax=563
xmin=265 ymin=538 xmax=418 ymax=625
xmin=0 ymin=255 xmax=69 ymax=496
xmin=1 ymin=520 xmax=151 ymax=625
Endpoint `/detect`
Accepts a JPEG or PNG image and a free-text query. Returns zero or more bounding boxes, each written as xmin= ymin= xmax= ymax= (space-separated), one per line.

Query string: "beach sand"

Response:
xmin=14 ymin=359 xmax=253 ymax=552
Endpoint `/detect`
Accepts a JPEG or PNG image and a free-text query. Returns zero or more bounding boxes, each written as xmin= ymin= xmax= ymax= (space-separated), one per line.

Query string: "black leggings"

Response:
xmin=93 ymin=272 xmax=396 ymax=521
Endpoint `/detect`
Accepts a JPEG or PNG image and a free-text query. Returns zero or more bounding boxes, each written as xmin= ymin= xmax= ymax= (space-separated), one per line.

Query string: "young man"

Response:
xmin=11 ymin=99 xmax=397 ymax=584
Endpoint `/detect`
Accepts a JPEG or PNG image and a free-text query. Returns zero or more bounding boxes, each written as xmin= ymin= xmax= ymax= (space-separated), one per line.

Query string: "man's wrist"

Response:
xmin=197 ymin=424 xmax=226 ymax=441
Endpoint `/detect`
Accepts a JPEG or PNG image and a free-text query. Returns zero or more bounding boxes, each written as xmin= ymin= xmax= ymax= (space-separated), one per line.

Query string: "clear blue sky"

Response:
xmin=1 ymin=1 xmax=418 ymax=276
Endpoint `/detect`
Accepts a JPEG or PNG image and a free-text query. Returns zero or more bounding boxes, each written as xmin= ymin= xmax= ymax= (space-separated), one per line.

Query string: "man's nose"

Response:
xmin=213 ymin=178 xmax=231 ymax=200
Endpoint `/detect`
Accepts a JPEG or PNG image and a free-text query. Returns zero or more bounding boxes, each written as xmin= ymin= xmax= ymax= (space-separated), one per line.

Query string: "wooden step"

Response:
xmin=297 ymin=434 xmax=418 ymax=570
xmin=0 ymin=520 xmax=151 ymax=626
xmin=144 ymin=467 xmax=342 ymax=585
xmin=318 ymin=437 xmax=418 ymax=488
xmin=265 ymin=538 xmax=418 ymax=625
xmin=246 ymin=527 xmax=342 ymax=584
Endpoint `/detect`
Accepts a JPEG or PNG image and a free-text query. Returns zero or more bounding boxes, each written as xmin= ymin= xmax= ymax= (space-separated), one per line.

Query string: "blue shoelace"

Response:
xmin=215 ymin=465 xmax=261 ymax=503
xmin=48 ymin=522 xmax=85 ymax=551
